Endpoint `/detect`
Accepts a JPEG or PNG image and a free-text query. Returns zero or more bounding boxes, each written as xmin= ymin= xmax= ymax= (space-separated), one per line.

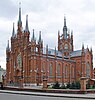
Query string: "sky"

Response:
xmin=0 ymin=0 xmax=95 ymax=69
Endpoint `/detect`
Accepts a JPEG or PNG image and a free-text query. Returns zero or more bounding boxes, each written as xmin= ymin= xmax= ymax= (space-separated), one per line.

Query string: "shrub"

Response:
xmin=66 ymin=82 xmax=70 ymax=89
xmin=75 ymin=81 xmax=81 ymax=89
xmin=69 ymin=81 xmax=76 ymax=89
xmin=93 ymin=81 xmax=95 ymax=89
xmin=61 ymin=84 xmax=67 ymax=89
xmin=86 ymin=80 xmax=90 ymax=89
xmin=52 ymin=81 xmax=60 ymax=89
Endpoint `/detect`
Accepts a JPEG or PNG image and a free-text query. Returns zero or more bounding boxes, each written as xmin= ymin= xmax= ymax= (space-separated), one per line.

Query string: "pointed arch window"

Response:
xmin=86 ymin=62 xmax=90 ymax=78
xmin=71 ymin=66 xmax=74 ymax=78
xmin=64 ymin=44 xmax=68 ymax=50
xmin=65 ymin=65 xmax=68 ymax=78
xmin=49 ymin=63 xmax=53 ymax=76
xmin=57 ymin=64 xmax=61 ymax=76
xmin=42 ymin=62 xmax=46 ymax=72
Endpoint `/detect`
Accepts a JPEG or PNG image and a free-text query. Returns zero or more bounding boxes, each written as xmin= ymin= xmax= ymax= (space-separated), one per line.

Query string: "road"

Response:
xmin=0 ymin=93 xmax=93 ymax=100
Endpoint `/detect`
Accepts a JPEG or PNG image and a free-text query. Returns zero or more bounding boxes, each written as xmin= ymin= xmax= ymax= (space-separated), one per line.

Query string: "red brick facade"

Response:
xmin=6 ymin=5 xmax=94 ymax=86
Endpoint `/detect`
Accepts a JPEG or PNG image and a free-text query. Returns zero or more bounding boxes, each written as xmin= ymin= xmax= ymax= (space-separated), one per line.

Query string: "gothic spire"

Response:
xmin=6 ymin=40 xmax=10 ymax=51
xmin=25 ymin=15 xmax=29 ymax=32
xmin=82 ymin=43 xmax=84 ymax=51
xmin=64 ymin=16 xmax=66 ymax=27
xmin=46 ymin=44 xmax=48 ymax=55
xmin=71 ymin=30 xmax=73 ymax=36
xmin=38 ymin=31 xmax=42 ymax=42
xmin=31 ymin=29 xmax=35 ymax=41
xmin=55 ymin=46 xmax=56 ymax=53
xmin=18 ymin=2 xmax=22 ymax=26
xmin=46 ymin=44 xmax=48 ymax=50
xmin=12 ymin=23 xmax=15 ymax=37
xmin=55 ymin=46 xmax=57 ymax=57
xmin=63 ymin=16 xmax=67 ymax=39
xmin=90 ymin=47 xmax=92 ymax=53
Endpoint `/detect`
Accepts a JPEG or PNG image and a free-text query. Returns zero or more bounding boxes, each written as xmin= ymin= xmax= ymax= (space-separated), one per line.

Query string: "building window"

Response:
xmin=86 ymin=62 xmax=90 ymax=78
xmin=65 ymin=65 xmax=68 ymax=78
xmin=48 ymin=51 xmax=51 ymax=54
xmin=42 ymin=62 xmax=46 ymax=72
xmin=71 ymin=66 xmax=74 ymax=78
xmin=64 ymin=44 xmax=68 ymax=50
xmin=49 ymin=63 xmax=52 ymax=76
xmin=57 ymin=64 xmax=61 ymax=76
xmin=17 ymin=53 xmax=22 ymax=68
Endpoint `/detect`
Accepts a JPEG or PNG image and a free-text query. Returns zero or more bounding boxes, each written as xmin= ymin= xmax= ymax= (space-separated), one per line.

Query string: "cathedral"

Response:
xmin=5 ymin=4 xmax=94 ymax=86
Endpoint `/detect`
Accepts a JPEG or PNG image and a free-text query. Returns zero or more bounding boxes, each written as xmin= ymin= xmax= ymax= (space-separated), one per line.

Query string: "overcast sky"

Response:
xmin=0 ymin=0 xmax=95 ymax=69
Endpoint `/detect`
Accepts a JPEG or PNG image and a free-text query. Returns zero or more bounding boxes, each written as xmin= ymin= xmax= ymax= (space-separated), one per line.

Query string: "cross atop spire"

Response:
xmin=18 ymin=2 xmax=22 ymax=26
xmin=12 ymin=23 xmax=15 ymax=37
xmin=25 ymin=15 xmax=29 ymax=32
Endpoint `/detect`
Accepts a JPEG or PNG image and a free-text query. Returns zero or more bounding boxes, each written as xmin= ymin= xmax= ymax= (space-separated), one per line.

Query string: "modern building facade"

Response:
xmin=5 ymin=4 xmax=94 ymax=86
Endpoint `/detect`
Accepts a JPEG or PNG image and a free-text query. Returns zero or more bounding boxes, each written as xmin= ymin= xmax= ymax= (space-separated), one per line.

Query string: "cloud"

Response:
xmin=1 ymin=0 xmax=95 ymax=69
xmin=0 ymin=0 xmax=17 ymax=20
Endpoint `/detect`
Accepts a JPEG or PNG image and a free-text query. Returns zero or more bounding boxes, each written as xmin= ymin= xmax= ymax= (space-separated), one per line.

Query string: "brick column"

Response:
xmin=43 ymin=78 xmax=47 ymax=89
xmin=80 ymin=77 xmax=87 ymax=93
xmin=20 ymin=78 xmax=23 ymax=88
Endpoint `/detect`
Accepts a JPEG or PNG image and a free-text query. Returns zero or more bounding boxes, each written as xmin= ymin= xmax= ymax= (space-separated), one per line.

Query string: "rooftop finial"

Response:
xmin=39 ymin=31 xmax=42 ymax=42
xmin=64 ymin=16 xmax=66 ymax=27
xmin=82 ymin=43 xmax=84 ymax=50
xmin=90 ymin=47 xmax=92 ymax=53
xmin=25 ymin=15 xmax=29 ymax=32
xmin=31 ymin=29 xmax=35 ymax=41
xmin=46 ymin=44 xmax=48 ymax=54
xmin=71 ymin=30 xmax=73 ymax=35
xmin=46 ymin=44 xmax=48 ymax=50
xmin=18 ymin=2 xmax=22 ymax=25
xmin=63 ymin=15 xmax=67 ymax=39
xmin=12 ymin=23 xmax=15 ymax=37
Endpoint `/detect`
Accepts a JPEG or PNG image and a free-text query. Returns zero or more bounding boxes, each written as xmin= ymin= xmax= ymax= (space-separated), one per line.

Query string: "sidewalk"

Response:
xmin=0 ymin=89 xmax=95 ymax=99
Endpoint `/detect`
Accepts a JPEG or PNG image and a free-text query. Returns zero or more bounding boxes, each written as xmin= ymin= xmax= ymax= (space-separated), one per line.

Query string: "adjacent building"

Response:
xmin=0 ymin=66 xmax=6 ymax=83
xmin=5 ymin=4 xmax=94 ymax=86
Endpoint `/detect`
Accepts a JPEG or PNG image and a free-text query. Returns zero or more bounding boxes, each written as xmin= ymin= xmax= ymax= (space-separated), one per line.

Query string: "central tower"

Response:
xmin=58 ymin=16 xmax=74 ymax=56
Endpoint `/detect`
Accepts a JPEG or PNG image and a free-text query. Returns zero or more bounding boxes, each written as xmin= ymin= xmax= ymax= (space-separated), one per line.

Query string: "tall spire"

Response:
xmin=18 ymin=2 xmax=22 ymax=26
xmin=90 ymin=47 xmax=92 ymax=53
xmin=55 ymin=46 xmax=56 ymax=53
xmin=39 ymin=31 xmax=42 ymax=42
xmin=31 ymin=29 xmax=35 ymax=41
xmin=82 ymin=43 xmax=84 ymax=51
xmin=71 ymin=30 xmax=73 ymax=36
xmin=46 ymin=44 xmax=48 ymax=50
xmin=6 ymin=40 xmax=10 ymax=51
xmin=25 ymin=15 xmax=29 ymax=32
xmin=64 ymin=16 xmax=66 ymax=27
xmin=46 ymin=44 xmax=48 ymax=55
xmin=12 ymin=23 xmax=15 ymax=37
xmin=63 ymin=16 xmax=67 ymax=39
